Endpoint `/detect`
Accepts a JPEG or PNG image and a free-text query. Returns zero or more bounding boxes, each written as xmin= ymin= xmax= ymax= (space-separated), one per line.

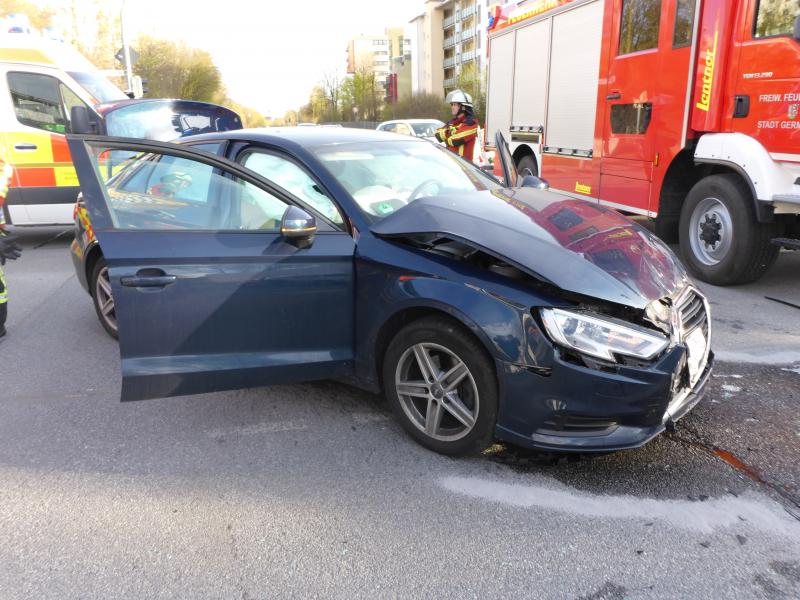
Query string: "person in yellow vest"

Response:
xmin=435 ymin=89 xmax=480 ymax=161
xmin=0 ymin=154 xmax=22 ymax=338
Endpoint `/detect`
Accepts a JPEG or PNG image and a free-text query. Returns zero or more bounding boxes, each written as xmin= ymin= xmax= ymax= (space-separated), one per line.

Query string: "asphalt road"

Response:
xmin=1 ymin=227 xmax=799 ymax=600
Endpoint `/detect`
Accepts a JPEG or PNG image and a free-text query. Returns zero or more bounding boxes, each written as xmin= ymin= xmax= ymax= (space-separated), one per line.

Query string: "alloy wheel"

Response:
xmin=95 ymin=265 xmax=117 ymax=334
xmin=394 ymin=342 xmax=479 ymax=442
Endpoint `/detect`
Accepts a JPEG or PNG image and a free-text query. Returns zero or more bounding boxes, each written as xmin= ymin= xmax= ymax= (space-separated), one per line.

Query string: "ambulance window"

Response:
xmin=672 ymin=0 xmax=695 ymax=47
xmin=7 ymin=72 xmax=69 ymax=134
xmin=618 ymin=0 xmax=662 ymax=55
xmin=754 ymin=0 xmax=800 ymax=38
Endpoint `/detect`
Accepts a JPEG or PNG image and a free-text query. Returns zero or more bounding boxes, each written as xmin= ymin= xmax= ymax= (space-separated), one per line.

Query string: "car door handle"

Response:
xmin=120 ymin=274 xmax=177 ymax=288
xmin=14 ymin=143 xmax=38 ymax=151
xmin=606 ymin=92 xmax=621 ymax=101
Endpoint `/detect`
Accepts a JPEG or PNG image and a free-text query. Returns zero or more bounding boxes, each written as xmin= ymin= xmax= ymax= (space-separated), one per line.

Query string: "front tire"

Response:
xmin=679 ymin=174 xmax=780 ymax=285
xmin=90 ymin=257 xmax=118 ymax=339
xmin=382 ymin=317 xmax=498 ymax=456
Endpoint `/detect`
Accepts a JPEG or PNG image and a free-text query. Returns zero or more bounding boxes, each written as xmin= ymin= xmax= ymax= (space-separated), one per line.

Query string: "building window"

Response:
xmin=618 ymin=0 xmax=662 ymax=55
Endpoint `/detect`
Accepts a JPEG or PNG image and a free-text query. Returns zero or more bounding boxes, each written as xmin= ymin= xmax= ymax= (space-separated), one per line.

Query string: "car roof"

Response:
xmin=380 ymin=119 xmax=443 ymax=125
xmin=185 ymin=126 xmax=430 ymax=148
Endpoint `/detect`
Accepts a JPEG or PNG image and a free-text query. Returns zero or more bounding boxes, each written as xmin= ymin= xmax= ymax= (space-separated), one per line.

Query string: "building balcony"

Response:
xmin=460 ymin=27 xmax=475 ymax=41
xmin=443 ymin=77 xmax=457 ymax=89
xmin=462 ymin=50 xmax=476 ymax=62
xmin=443 ymin=56 xmax=456 ymax=68
xmin=443 ymin=15 xmax=456 ymax=28
xmin=461 ymin=4 xmax=476 ymax=18
xmin=444 ymin=35 xmax=456 ymax=48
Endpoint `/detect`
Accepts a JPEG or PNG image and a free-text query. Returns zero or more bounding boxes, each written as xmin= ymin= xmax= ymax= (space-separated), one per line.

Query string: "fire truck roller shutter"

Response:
xmin=486 ymin=32 xmax=515 ymax=146
xmin=544 ymin=1 xmax=603 ymax=155
xmin=512 ymin=19 xmax=550 ymax=136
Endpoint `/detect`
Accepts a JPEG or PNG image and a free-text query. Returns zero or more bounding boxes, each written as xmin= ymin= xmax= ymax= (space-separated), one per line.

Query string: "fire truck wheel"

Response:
xmin=91 ymin=257 xmax=119 ymax=340
xmin=516 ymin=155 xmax=538 ymax=177
xmin=679 ymin=174 xmax=780 ymax=285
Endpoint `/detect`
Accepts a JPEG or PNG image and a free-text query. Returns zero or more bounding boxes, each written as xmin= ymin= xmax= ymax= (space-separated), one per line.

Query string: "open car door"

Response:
xmin=494 ymin=131 xmax=519 ymax=188
xmin=68 ymin=135 xmax=355 ymax=401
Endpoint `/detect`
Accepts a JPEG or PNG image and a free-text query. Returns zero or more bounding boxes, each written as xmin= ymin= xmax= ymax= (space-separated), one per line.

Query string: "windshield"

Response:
xmin=67 ymin=71 xmax=127 ymax=104
xmin=313 ymin=139 xmax=502 ymax=220
xmin=410 ymin=120 xmax=444 ymax=137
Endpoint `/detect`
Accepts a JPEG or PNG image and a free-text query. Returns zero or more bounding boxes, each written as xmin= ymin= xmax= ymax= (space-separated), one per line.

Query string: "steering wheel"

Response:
xmin=408 ymin=179 xmax=442 ymax=201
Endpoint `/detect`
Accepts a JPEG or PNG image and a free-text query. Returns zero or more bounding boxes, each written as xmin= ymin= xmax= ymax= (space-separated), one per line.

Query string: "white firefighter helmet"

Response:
xmin=446 ymin=89 xmax=473 ymax=108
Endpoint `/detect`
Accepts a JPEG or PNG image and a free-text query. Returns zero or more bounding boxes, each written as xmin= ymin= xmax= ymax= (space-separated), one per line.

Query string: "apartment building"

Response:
xmin=409 ymin=0 xmax=487 ymax=96
xmin=347 ymin=29 xmax=411 ymax=85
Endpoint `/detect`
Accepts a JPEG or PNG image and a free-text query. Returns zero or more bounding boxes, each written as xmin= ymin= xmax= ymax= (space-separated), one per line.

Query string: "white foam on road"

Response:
xmin=714 ymin=350 xmax=800 ymax=365
xmin=782 ymin=367 xmax=800 ymax=376
xmin=206 ymin=420 xmax=307 ymax=439
xmin=721 ymin=385 xmax=742 ymax=393
xmin=439 ymin=475 xmax=799 ymax=536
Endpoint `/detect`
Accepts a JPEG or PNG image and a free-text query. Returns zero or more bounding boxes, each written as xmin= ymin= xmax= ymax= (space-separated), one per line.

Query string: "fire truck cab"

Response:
xmin=486 ymin=0 xmax=800 ymax=285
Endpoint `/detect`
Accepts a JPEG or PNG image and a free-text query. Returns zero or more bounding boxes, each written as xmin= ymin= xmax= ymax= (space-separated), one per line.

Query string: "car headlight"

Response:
xmin=540 ymin=308 xmax=669 ymax=363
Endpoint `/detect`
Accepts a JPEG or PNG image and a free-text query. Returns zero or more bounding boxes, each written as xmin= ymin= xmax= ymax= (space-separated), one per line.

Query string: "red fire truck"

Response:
xmin=485 ymin=0 xmax=800 ymax=285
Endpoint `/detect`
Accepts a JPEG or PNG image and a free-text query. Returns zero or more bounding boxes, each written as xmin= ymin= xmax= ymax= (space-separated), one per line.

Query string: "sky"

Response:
xmin=50 ymin=0 xmax=425 ymax=117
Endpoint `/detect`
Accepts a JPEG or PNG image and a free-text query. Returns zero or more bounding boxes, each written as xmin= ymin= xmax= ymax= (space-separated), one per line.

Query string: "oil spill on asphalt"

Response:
xmin=668 ymin=426 xmax=800 ymax=521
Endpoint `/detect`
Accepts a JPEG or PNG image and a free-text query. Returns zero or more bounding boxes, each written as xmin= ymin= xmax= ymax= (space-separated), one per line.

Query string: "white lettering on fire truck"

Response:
xmin=785 ymin=93 xmax=800 ymax=102
xmin=695 ymin=28 xmax=719 ymax=112
xmin=759 ymin=94 xmax=782 ymax=102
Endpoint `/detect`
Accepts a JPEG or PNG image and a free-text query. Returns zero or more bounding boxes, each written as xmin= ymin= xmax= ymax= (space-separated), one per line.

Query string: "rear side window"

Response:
xmin=618 ymin=0 xmax=662 ymax=55
xmin=754 ymin=0 xmax=800 ymax=38
xmin=7 ymin=72 xmax=69 ymax=133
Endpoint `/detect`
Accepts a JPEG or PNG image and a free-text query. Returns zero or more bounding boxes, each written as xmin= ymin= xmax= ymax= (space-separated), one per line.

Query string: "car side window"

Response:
xmin=241 ymin=150 xmax=344 ymax=225
xmin=92 ymin=146 xmax=290 ymax=232
xmin=7 ymin=72 xmax=70 ymax=133
xmin=618 ymin=0 xmax=662 ymax=55
xmin=395 ymin=123 xmax=413 ymax=136
xmin=380 ymin=123 xmax=397 ymax=133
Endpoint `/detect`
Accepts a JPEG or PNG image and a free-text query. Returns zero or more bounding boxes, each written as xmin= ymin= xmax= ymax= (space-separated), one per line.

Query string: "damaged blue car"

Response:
xmin=68 ymin=128 xmax=713 ymax=455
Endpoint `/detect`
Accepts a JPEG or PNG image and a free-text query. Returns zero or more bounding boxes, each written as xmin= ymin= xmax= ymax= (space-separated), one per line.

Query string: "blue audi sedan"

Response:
xmin=68 ymin=128 xmax=712 ymax=456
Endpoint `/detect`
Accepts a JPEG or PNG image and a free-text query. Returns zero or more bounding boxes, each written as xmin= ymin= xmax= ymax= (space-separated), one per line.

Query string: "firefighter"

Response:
xmin=435 ymin=89 xmax=480 ymax=161
xmin=0 ymin=159 xmax=21 ymax=338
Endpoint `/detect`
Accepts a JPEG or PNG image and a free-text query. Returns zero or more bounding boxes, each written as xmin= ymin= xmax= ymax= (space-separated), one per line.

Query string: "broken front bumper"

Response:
xmin=494 ymin=347 xmax=715 ymax=453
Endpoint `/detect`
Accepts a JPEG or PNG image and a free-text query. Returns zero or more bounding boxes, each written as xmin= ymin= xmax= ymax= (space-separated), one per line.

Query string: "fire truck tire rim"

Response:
xmin=689 ymin=196 xmax=733 ymax=266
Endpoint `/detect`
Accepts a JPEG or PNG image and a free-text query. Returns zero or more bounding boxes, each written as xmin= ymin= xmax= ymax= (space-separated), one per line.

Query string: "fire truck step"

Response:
xmin=771 ymin=238 xmax=800 ymax=251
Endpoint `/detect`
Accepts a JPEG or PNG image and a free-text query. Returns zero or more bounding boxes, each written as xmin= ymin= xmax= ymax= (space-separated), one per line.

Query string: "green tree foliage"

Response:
xmin=456 ymin=62 xmax=486 ymax=125
xmin=135 ymin=36 xmax=222 ymax=102
xmin=381 ymin=93 xmax=449 ymax=122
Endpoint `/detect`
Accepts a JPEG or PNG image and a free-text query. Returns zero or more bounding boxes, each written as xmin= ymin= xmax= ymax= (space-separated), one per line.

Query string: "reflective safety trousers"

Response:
xmin=0 ymin=267 xmax=6 ymax=305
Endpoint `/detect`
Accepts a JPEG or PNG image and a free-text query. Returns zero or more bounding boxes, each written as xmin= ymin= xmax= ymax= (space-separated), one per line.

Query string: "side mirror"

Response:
xmin=70 ymin=106 xmax=100 ymax=135
xmin=520 ymin=175 xmax=550 ymax=190
xmin=280 ymin=205 xmax=317 ymax=249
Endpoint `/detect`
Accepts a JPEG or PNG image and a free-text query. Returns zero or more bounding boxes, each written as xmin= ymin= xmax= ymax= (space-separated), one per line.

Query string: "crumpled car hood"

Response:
xmin=370 ymin=187 xmax=690 ymax=309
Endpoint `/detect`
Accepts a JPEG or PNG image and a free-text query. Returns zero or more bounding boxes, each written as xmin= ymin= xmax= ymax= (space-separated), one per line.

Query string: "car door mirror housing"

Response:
xmin=280 ymin=205 xmax=317 ymax=249
xmin=70 ymin=106 xmax=102 ymax=135
xmin=520 ymin=175 xmax=550 ymax=190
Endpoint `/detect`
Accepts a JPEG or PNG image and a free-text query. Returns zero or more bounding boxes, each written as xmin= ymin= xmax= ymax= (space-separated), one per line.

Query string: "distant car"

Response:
xmin=377 ymin=119 xmax=445 ymax=143
xmin=67 ymin=127 xmax=712 ymax=456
